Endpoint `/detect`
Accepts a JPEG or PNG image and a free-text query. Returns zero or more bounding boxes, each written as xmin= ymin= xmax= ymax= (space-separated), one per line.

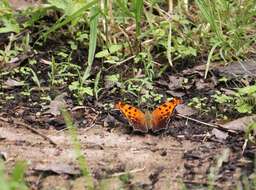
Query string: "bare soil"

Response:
xmin=0 ymin=116 xmax=250 ymax=190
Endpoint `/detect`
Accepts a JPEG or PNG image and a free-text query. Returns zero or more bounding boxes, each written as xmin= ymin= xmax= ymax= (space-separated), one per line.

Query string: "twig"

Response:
xmin=151 ymin=147 xmax=185 ymax=152
xmin=110 ymin=167 xmax=145 ymax=177
xmin=15 ymin=120 xmax=57 ymax=146
xmin=177 ymin=134 xmax=209 ymax=138
xmin=177 ymin=113 xmax=238 ymax=134
xmin=0 ymin=117 xmax=57 ymax=146
xmin=106 ymin=55 xmax=136 ymax=71
xmin=242 ymin=139 xmax=248 ymax=155
xmin=85 ymin=113 xmax=99 ymax=130
xmin=71 ymin=105 xmax=98 ymax=114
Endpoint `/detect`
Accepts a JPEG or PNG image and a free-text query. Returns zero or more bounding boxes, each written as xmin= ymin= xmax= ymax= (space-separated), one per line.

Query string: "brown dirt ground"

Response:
xmin=0 ymin=118 xmax=245 ymax=190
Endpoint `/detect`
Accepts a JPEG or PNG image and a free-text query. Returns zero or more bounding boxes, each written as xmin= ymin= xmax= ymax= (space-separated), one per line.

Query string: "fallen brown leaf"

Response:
xmin=34 ymin=163 xmax=80 ymax=175
xmin=223 ymin=115 xmax=256 ymax=131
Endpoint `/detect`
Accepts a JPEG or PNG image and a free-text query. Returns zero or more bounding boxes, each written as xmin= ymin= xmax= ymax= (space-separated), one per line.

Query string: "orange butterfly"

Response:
xmin=115 ymin=97 xmax=183 ymax=133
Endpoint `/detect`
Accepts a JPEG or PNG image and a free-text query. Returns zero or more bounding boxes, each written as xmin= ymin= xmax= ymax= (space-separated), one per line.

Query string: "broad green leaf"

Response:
xmin=95 ymin=50 xmax=110 ymax=58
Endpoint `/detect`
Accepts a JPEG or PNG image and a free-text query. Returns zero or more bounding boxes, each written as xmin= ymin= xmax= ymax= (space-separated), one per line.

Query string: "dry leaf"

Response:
xmin=44 ymin=93 xmax=67 ymax=116
xmin=175 ymin=104 xmax=197 ymax=116
xmin=223 ymin=115 xmax=256 ymax=131
xmin=3 ymin=78 xmax=25 ymax=89
xmin=34 ymin=163 xmax=80 ymax=175
xmin=212 ymin=128 xmax=229 ymax=140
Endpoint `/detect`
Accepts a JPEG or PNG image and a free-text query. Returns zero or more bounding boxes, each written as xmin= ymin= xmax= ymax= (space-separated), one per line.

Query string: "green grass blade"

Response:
xmin=40 ymin=0 xmax=97 ymax=41
xmin=196 ymin=0 xmax=223 ymax=41
xmin=167 ymin=4 xmax=173 ymax=67
xmin=61 ymin=108 xmax=94 ymax=189
xmin=10 ymin=161 xmax=28 ymax=190
xmin=94 ymin=70 xmax=102 ymax=100
xmin=204 ymin=42 xmax=221 ymax=79
xmin=82 ymin=5 xmax=99 ymax=83
xmin=116 ymin=0 xmax=134 ymax=17
xmin=132 ymin=0 xmax=144 ymax=37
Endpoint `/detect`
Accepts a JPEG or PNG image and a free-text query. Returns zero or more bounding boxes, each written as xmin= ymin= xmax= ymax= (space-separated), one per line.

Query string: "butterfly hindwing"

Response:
xmin=151 ymin=97 xmax=182 ymax=132
xmin=115 ymin=102 xmax=148 ymax=133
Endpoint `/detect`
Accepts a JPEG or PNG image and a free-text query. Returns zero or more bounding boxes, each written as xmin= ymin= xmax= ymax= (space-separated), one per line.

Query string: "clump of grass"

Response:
xmin=1 ymin=0 xmax=256 ymax=103
xmin=195 ymin=0 xmax=256 ymax=77
xmin=212 ymin=84 xmax=256 ymax=116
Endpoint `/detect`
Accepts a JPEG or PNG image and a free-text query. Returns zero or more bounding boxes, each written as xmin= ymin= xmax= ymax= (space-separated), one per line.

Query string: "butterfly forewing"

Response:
xmin=115 ymin=102 xmax=148 ymax=133
xmin=151 ymin=97 xmax=182 ymax=132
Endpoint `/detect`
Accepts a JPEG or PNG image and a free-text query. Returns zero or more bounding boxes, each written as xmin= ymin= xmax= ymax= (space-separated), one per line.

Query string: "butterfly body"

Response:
xmin=115 ymin=97 xmax=182 ymax=133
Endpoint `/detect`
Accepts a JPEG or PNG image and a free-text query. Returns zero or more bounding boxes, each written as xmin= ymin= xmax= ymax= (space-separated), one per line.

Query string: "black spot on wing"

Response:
xmin=168 ymin=103 xmax=174 ymax=109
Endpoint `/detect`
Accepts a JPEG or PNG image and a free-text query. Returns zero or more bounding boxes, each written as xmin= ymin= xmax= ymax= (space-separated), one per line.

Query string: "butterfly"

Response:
xmin=115 ymin=97 xmax=183 ymax=133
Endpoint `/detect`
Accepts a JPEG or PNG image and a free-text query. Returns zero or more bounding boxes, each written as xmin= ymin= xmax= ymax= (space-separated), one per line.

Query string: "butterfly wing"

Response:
xmin=115 ymin=102 xmax=148 ymax=133
xmin=151 ymin=97 xmax=183 ymax=132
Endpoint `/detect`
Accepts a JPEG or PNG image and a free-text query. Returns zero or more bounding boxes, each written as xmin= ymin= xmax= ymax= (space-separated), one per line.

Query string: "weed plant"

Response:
xmin=0 ymin=0 xmax=255 ymax=103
